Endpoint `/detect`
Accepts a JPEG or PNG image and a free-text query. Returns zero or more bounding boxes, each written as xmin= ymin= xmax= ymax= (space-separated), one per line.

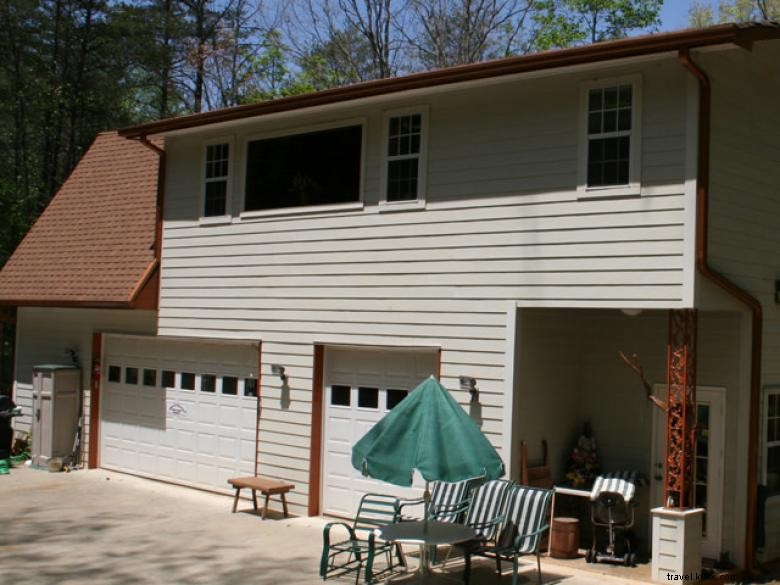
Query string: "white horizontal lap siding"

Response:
xmin=702 ymin=42 xmax=780 ymax=565
xmin=159 ymin=58 xmax=690 ymax=511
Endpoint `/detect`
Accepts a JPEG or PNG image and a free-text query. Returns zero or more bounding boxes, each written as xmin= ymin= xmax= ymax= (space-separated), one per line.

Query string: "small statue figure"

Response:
xmin=565 ymin=422 xmax=600 ymax=489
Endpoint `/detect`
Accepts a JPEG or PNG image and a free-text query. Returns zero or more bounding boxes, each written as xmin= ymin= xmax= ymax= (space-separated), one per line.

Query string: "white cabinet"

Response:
xmin=31 ymin=365 xmax=80 ymax=468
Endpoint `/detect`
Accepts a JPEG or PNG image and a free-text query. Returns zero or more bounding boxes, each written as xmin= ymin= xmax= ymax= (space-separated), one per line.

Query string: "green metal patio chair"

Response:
xmin=320 ymin=493 xmax=406 ymax=584
xmin=462 ymin=484 xmax=552 ymax=585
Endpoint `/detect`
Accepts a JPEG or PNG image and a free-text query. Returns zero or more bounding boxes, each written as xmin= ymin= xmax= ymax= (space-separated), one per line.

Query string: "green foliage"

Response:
xmin=533 ymin=0 xmax=663 ymax=50
xmin=689 ymin=0 xmax=780 ymax=25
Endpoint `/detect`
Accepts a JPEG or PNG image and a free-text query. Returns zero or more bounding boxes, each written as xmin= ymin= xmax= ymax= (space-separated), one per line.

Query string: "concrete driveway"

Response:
xmin=1 ymin=467 xmax=645 ymax=585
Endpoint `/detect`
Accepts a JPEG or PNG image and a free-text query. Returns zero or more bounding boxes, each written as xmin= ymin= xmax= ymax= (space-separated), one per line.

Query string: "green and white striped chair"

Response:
xmin=462 ymin=484 xmax=552 ymax=585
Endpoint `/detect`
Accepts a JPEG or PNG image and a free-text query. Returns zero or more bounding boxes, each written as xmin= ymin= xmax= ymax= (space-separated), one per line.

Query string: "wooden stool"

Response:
xmin=228 ymin=476 xmax=295 ymax=519
xmin=550 ymin=517 xmax=580 ymax=558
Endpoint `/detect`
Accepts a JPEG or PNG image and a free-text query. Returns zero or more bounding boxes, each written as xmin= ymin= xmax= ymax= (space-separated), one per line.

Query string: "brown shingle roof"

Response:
xmin=0 ymin=132 xmax=160 ymax=307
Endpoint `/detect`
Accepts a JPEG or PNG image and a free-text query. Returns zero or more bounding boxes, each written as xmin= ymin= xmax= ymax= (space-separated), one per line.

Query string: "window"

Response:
xmin=143 ymin=369 xmax=157 ymax=387
xmin=386 ymin=389 xmax=408 ymax=410
xmin=125 ymin=367 xmax=138 ymax=385
xmin=384 ymin=110 xmax=426 ymax=202
xmin=222 ymin=376 xmax=238 ymax=395
xmin=244 ymin=125 xmax=362 ymax=212
xmin=244 ymin=378 xmax=258 ymax=397
xmin=181 ymin=372 xmax=195 ymax=391
xmin=201 ymin=374 xmax=216 ymax=393
xmin=358 ymin=387 xmax=379 ymax=409
xmin=331 ymin=385 xmax=351 ymax=407
xmin=765 ymin=389 xmax=780 ymax=496
xmin=108 ymin=365 xmax=121 ymax=383
xmin=161 ymin=370 xmax=176 ymax=388
xmin=203 ymin=142 xmax=230 ymax=217
xmin=579 ymin=78 xmax=640 ymax=196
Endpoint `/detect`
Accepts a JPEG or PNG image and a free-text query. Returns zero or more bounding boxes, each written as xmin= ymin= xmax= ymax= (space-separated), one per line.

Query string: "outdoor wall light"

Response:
xmin=271 ymin=364 xmax=287 ymax=383
xmin=459 ymin=376 xmax=479 ymax=403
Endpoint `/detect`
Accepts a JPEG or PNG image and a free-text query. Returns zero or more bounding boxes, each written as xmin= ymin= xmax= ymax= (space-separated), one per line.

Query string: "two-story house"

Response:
xmin=1 ymin=22 xmax=779 ymax=572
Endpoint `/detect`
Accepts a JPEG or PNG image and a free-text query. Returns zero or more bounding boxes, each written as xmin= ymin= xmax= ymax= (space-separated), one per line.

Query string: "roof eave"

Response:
xmin=118 ymin=22 xmax=780 ymax=139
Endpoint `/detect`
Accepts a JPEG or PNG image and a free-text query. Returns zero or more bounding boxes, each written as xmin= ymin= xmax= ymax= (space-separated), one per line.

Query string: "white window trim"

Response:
xmin=239 ymin=117 xmax=367 ymax=218
xmin=380 ymin=105 xmax=429 ymax=209
xmin=763 ymin=385 xmax=780 ymax=491
xmin=200 ymin=136 xmax=234 ymax=223
xmin=577 ymin=75 xmax=642 ymax=199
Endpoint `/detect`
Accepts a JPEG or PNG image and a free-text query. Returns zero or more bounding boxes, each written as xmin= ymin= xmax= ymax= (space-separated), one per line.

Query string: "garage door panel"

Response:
xmin=323 ymin=348 xmax=436 ymax=518
xmin=101 ymin=336 xmax=259 ymax=493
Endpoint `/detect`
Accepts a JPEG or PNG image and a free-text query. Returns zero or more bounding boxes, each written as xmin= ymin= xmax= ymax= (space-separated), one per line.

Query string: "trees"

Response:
xmin=689 ymin=0 xmax=780 ymax=25
xmin=533 ymin=0 xmax=663 ymax=49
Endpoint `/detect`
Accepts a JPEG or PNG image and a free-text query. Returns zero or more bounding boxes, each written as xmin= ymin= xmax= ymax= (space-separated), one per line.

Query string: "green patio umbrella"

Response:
xmin=351 ymin=376 xmax=504 ymax=508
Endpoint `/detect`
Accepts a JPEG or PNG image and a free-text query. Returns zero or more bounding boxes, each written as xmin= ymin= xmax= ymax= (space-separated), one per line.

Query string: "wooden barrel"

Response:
xmin=550 ymin=517 xmax=580 ymax=558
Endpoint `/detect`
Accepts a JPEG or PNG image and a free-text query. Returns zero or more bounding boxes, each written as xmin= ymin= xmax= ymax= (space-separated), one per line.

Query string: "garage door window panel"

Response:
xmin=222 ymin=376 xmax=238 ymax=395
xmin=386 ymin=389 xmax=408 ymax=410
xmin=358 ymin=387 xmax=379 ymax=409
xmin=143 ymin=369 xmax=157 ymax=387
xmin=244 ymin=378 xmax=258 ymax=397
xmin=161 ymin=370 xmax=176 ymax=388
xmin=108 ymin=365 xmax=121 ymax=383
xmin=125 ymin=367 xmax=139 ymax=385
xmin=181 ymin=372 xmax=195 ymax=390
xmin=201 ymin=374 xmax=217 ymax=393
xmin=331 ymin=385 xmax=351 ymax=407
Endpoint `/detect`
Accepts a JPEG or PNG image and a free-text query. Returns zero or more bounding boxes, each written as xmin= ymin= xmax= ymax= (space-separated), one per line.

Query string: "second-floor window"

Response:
xmin=244 ymin=124 xmax=362 ymax=212
xmin=384 ymin=111 xmax=426 ymax=202
xmin=204 ymin=142 xmax=230 ymax=217
xmin=587 ymin=84 xmax=632 ymax=187
xmin=579 ymin=77 xmax=641 ymax=197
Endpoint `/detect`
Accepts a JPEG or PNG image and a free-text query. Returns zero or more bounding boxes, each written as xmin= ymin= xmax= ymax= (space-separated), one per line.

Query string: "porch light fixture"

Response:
xmin=271 ymin=364 xmax=287 ymax=383
xmin=459 ymin=376 xmax=479 ymax=403
xmin=621 ymin=308 xmax=643 ymax=317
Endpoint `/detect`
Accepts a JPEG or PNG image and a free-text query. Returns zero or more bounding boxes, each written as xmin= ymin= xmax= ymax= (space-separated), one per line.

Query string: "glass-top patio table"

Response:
xmin=378 ymin=520 xmax=476 ymax=581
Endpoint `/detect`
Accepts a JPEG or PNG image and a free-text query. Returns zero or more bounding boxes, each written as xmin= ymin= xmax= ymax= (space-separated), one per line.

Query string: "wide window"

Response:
xmin=765 ymin=389 xmax=780 ymax=496
xmin=384 ymin=111 xmax=426 ymax=202
xmin=203 ymin=142 xmax=230 ymax=217
xmin=244 ymin=125 xmax=362 ymax=212
xmin=579 ymin=78 xmax=640 ymax=196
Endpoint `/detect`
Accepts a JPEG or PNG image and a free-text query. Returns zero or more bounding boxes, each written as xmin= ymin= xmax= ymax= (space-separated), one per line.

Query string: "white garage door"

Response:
xmin=323 ymin=347 xmax=438 ymax=518
xmin=100 ymin=335 xmax=259 ymax=493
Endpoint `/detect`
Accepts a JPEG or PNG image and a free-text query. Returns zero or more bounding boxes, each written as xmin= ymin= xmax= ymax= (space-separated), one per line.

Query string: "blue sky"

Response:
xmin=660 ymin=0 xmax=697 ymax=31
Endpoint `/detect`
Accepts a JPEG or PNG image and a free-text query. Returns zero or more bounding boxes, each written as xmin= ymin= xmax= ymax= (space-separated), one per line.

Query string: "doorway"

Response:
xmin=651 ymin=385 xmax=725 ymax=560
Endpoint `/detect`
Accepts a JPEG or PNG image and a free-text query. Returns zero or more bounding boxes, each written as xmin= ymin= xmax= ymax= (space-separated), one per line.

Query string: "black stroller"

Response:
xmin=585 ymin=471 xmax=640 ymax=567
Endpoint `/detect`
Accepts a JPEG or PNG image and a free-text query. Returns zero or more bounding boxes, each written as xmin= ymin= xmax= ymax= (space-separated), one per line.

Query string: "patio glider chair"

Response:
xmin=320 ymin=493 xmax=406 ymax=585
xmin=462 ymin=484 xmax=553 ymax=585
xmin=448 ymin=479 xmax=513 ymax=569
xmin=399 ymin=475 xmax=485 ymax=523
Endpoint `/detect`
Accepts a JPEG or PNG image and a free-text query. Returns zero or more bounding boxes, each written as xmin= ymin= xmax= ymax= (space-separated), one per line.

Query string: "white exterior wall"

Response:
xmin=13 ymin=307 xmax=157 ymax=463
xmin=158 ymin=56 xmax=692 ymax=514
xmin=701 ymin=40 xmax=780 ymax=564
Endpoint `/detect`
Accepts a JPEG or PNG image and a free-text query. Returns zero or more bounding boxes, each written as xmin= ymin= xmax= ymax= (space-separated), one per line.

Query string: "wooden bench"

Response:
xmin=228 ymin=476 xmax=295 ymax=519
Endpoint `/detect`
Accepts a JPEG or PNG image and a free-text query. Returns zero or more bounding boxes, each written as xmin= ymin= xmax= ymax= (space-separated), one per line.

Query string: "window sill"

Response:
xmin=577 ymin=184 xmax=641 ymax=200
xmin=240 ymin=201 xmax=364 ymax=220
xmin=377 ymin=199 xmax=427 ymax=213
xmin=199 ymin=215 xmax=233 ymax=226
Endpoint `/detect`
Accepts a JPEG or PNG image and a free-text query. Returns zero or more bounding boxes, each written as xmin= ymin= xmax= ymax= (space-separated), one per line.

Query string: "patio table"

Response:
xmin=378 ymin=520 xmax=475 ymax=582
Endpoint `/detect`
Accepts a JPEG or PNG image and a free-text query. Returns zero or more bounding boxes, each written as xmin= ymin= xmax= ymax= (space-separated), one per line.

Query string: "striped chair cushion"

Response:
xmin=464 ymin=479 xmax=512 ymax=540
xmin=429 ymin=476 xmax=482 ymax=523
xmin=590 ymin=471 xmax=639 ymax=503
xmin=502 ymin=485 xmax=552 ymax=554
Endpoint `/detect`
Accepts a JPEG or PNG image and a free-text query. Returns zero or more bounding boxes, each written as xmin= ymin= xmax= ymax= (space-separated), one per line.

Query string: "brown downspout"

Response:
xmin=678 ymin=48 xmax=763 ymax=574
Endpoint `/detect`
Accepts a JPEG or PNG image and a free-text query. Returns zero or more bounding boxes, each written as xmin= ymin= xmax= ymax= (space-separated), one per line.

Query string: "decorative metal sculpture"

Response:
xmin=664 ymin=309 xmax=697 ymax=508
xmin=619 ymin=308 xmax=698 ymax=509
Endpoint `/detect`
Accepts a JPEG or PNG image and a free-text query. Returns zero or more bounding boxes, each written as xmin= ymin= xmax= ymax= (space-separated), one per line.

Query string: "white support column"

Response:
xmin=651 ymin=507 xmax=704 ymax=581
